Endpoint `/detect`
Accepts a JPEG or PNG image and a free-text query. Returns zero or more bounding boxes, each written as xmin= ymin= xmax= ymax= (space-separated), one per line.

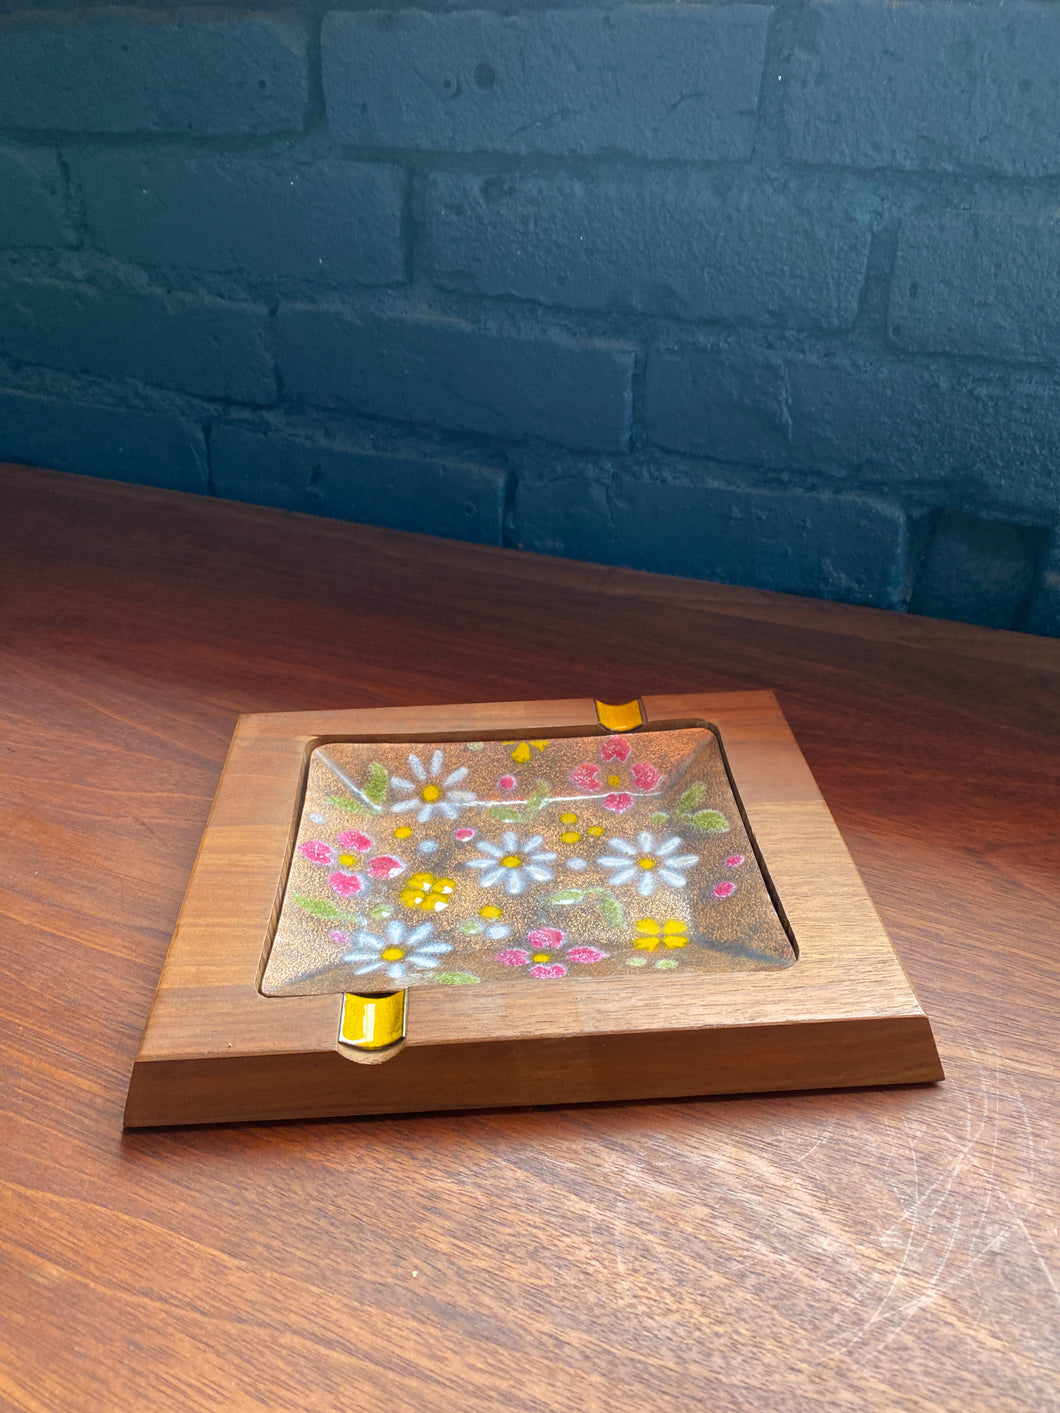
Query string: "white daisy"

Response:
xmin=342 ymin=919 xmax=452 ymax=981
xmin=391 ymin=749 xmax=476 ymax=822
xmin=465 ymin=830 xmax=557 ymax=895
xmin=597 ymin=832 xmax=698 ymax=897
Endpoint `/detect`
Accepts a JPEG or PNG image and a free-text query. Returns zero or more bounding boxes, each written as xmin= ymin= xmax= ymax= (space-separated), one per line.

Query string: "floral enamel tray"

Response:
xmin=262 ymin=726 xmax=794 ymax=998
xmin=124 ymin=693 xmax=942 ymax=1126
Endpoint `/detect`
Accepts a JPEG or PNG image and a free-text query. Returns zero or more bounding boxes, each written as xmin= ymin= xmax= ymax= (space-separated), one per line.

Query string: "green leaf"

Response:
xmin=649 ymin=811 xmax=669 ymax=827
xmin=488 ymin=804 xmax=524 ymax=822
xmin=368 ymin=904 xmax=394 ymax=920
xmin=548 ymin=889 xmax=586 ymax=905
xmin=488 ymin=778 xmax=552 ymax=823
xmin=293 ymin=894 xmax=352 ymax=921
xmin=692 ymin=809 xmax=730 ymax=832
xmin=676 ymin=783 xmax=706 ymax=815
xmin=459 ymin=920 xmax=484 ymax=935
xmin=436 ymin=971 xmax=481 ymax=985
xmin=326 ymin=793 xmax=364 ymax=813
xmin=596 ymin=894 xmax=624 ymax=929
xmin=524 ymin=778 xmax=551 ymax=814
xmin=364 ymin=762 xmax=389 ymax=808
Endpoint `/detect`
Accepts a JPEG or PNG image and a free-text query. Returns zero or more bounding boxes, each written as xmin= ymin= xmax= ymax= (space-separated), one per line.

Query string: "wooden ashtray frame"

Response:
xmin=124 ymin=692 xmax=943 ymax=1126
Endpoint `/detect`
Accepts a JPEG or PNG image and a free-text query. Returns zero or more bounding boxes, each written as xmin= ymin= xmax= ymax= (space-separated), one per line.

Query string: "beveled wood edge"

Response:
xmin=124 ymin=1014 xmax=943 ymax=1127
xmin=133 ymin=693 xmax=937 ymax=1069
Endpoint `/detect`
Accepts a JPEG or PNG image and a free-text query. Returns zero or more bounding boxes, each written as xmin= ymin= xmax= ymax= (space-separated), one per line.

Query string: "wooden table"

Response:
xmin=1 ymin=463 xmax=1056 ymax=1412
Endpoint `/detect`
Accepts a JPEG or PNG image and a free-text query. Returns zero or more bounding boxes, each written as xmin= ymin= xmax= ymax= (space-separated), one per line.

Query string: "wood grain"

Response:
xmin=0 ymin=463 xmax=1057 ymax=1412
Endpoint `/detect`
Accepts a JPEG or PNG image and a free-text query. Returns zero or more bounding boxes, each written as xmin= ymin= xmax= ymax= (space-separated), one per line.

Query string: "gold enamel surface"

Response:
xmin=595 ymin=699 xmax=644 ymax=732
xmin=261 ymin=728 xmax=795 ymax=996
xmin=338 ymin=991 xmax=407 ymax=1050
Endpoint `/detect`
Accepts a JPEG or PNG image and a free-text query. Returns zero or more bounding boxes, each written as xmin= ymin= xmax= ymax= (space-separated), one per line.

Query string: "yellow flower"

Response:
xmin=504 ymin=739 xmax=549 ymax=763
xmin=633 ymin=918 xmax=688 ymax=951
xmin=400 ymin=872 xmax=456 ymax=912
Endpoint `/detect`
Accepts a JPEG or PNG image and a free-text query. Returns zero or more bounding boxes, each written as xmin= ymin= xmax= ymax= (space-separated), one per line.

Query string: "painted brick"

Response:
xmin=75 ymin=153 xmax=404 ymax=284
xmin=782 ymin=2 xmax=1060 ymax=176
xmin=323 ymin=6 xmax=770 ymax=160
xmin=909 ymin=511 xmax=1048 ymax=630
xmin=514 ymin=472 xmax=909 ymax=608
xmin=1025 ymin=541 xmax=1060 ymax=637
xmin=889 ymin=210 xmax=1060 ymax=362
xmin=644 ymin=344 xmax=1060 ymax=516
xmin=0 ymin=145 xmax=68 ymax=247
xmin=277 ymin=305 xmax=633 ymax=451
xmin=0 ymin=389 xmax=206 ymax=492
xmin=785 ymin=360 xmax=1060 ymax=517
xmin=211 ymin=426 xmax=507 ymax=545
xmin=0 ymin=12 xmax=307 ymax=134
xmin=644 ymin=347 xmax=793 ymax=466
xmin=426 ymin=169 xmax=875 ymax=330
xmin=0 ymin=278 xmax=276 ymax=404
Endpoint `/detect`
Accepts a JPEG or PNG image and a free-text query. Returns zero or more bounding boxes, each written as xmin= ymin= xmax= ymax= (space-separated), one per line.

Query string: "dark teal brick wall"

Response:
xmin=276 ymin=304 xmax=635 ymax=450
xmin=0 ymin=1 xmax=1057 ymax=634
xmin=211 ymin=424 xmax=508 ymax=544
xmin=74 ymin=154 xmax=406 ymax=284
xmin=0 ymin=387 xmax=207 ymax=492
xmin=0 ymin=277 xmax=276 ymax=402
xmin=0 ymin=12 xmax=308 ymax=133
xmin=0 ymin=145 xmax=69 ymax=247
xmin=322 ymin=6 xmax=770 ymax=160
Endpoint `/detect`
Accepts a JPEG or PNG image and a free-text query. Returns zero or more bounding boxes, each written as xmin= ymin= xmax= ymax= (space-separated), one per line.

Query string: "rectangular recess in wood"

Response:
xmin=124 ymin=693 xmax=943 ymax=1126
xmin=262 ymin=724 xmax=795 ymax=996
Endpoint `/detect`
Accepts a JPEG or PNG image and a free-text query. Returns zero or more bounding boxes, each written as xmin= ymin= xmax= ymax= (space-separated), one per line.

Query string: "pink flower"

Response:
xmin=713 ymin=880 xmax=736 ymax=899
xmin=453 ymin=827 xmax=475 ymax=842
xmin=600 ymin=736 xmax=632 ymax=763
xmin=602 ymin=740 xmax=636 ymax=763
xmin=328 ymin=929 xmax=347 ymax=946
xmin=337 ymin=829 xmax=373 ymax=853
xmin=527 ymin=928 xmax=564 ymax=948
xmin=567 ymin=947 xmax=608 ymax=964
xmin=497 ymin=948 xmax=530 ymax=967
xmin=329 ymin=871 xmax=364 ymax=898
xmin=603 ymin=792 xmax=634 ymax=813
xmin=500 ymin=931 xmax=570 ymax=975
xmin=570 ymin=763 xmax=601 ymax=791
xmin=498 ymin=774 xmax=517 ymax=790
xmin=368 ymin=854 xmax=404 ymax=880
xmin=631 ymin=761 xmax=663 ymax=790
xmin=725 ymin=854 xmax=746 ymax=868
xmin=299 ymin=839 xmax=333 ymax=865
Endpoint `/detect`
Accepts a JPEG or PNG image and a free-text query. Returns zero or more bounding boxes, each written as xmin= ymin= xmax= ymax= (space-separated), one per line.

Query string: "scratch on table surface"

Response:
xmin=834 ymin=1115 xmax=923 ymax=1355
xmin=794 ymin=1117 xmax=836 ymax=1163
xmin=586 ymin=1207 xmax=628 ymax=1282
xmin=864 ymin=1225 xmax=1015 ymax=1359
xmin=877 ymin=1155 xmax=1060 ymax=1342
xmin=1007 ymin=1066 xmax=1038 ymax=1179
xmin=612 ymin=1217 xmax=629 ymax=1280
xmin=827 ymin=1091 xmax=986 ymax=1354
xmin=965 ymin=1063 xmax=1003 ymax=1254
xmin=873 ymin=1088 xmax=983 ymax=1246
xmin=1011 ymin=1210 xmax=1060 ymax=1308
xmin=826 ymin=1055 xmax=1056 ymax=1362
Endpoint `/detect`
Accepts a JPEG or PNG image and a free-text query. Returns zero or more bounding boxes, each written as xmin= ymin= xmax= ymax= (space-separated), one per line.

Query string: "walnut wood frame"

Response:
xmin=124 ymin=692 xmax=943 ymax=1126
